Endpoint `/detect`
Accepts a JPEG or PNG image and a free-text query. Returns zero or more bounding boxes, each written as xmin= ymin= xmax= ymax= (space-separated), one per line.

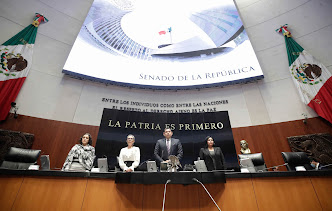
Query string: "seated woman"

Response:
xmin=199 ymin=136 xmax=225 ymax=171
xmin=118 ymin=134 xmax=140 ymax=172
xmin=62 ymin=133 xmax=95 ymax=171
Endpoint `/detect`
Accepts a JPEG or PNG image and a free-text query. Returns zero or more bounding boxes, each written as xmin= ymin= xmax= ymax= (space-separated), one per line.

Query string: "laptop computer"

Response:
xmin=98 ymin=158 xmax=108 ymax=172
xmin=194 ymin=160 xmax=208 ymax=172
xmin=240 ymin=158 xmax=256 ymax=173
xmin=160 ymin=161 xmax=168 ymax=172
xmin=40 ymin=155 xmax=50 ymax=170
xmin=147 ymin=161 xmax=157 ymax=172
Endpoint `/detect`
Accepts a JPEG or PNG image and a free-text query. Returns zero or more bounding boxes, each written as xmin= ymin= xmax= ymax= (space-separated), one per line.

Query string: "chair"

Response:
xmin=238 ymin=153 xmax=267 ymax=172
xmin=0 ymin=147 xmax=41 ymax=170
xmin=281 ymin=152 xmax=314 ymax=171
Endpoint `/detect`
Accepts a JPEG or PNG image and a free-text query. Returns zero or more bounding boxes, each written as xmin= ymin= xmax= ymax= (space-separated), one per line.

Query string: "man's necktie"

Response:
xmin=167 ymin=139 xmax=171 ymax=155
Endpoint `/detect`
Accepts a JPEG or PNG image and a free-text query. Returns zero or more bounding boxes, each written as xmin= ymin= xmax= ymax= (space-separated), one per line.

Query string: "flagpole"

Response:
xmin=168 ymin=27 xmax=172 ymax=44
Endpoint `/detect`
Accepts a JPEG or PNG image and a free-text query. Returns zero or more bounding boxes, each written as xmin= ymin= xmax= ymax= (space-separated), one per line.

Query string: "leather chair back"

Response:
xmin=0 ymin=147 xmax=41 ymax=170
xmin=238 ymin=153 xmax=267 ymax=172
xmin=281 ymin=152 xmax=313 ymax=171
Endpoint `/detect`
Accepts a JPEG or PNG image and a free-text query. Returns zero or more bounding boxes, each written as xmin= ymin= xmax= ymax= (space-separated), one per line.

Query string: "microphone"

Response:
xmin=162 ymin=179 xmax=171 ymax=211
xmin=192 ymin=178 xmax=221 ymax=211
xmin=318 ymin=163 xmax=332 ymax=169
xmin=257 ymin=163 xmax=288 ymax=172
xmin=211 ymin=169 xmax=235 ymax=172
xmin=136 ymin=158 xmax=151 ymax=171
xmin=137 ymin=159 xmax=151 ymax=168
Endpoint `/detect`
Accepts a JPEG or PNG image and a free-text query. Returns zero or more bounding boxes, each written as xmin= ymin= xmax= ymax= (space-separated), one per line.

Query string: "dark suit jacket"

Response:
xmin=154 ymin=138 xmax=183 ymax=164
xmin=199 ymin=147 xmax=225 ymax=171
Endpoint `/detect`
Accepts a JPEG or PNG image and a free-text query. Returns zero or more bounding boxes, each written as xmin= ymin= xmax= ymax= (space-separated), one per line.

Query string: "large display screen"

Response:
xmin=63 ymin=0 xmax=264 ymax=89
xmin=96 ymin=109 xmax=239 ymax=170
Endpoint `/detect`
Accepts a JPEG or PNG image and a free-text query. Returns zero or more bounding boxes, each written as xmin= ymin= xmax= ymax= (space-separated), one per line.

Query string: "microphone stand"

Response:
xmin=257 ymin=163 xmax=288 ymax=172
xmin=137 ymin=159 xmax=151 ymax=170
xmin=192 ymin=178 xmax=221 ymax=211
xmin=211 ymin=169 xmax=235 ymax=172
xmin=319 ymin=163 xmax=332 ymax=169
xmin=162 ymin=179 xmax=171 ymax=211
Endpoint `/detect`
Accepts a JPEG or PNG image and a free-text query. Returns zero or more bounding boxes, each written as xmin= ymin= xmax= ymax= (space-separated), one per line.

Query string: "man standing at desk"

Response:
xmin=154 ymin=127 xmax=183 ymax=166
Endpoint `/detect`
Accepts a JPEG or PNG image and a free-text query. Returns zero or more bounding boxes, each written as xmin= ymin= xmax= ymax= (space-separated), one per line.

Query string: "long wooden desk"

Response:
xmin=0 ymin=169 xmax=331 ymax=211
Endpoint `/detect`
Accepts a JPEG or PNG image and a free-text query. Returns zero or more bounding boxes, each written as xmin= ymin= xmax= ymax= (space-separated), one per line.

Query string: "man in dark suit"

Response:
xmin=154 ymin=127 xmax=183 ymax=166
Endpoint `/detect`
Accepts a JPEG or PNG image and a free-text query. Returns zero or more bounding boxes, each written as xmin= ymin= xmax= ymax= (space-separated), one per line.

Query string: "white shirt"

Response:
xmin=118 ymin=146 xmax=140 ymax=172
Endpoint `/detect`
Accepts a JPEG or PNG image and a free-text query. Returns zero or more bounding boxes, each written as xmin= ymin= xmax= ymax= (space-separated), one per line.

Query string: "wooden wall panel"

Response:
xmin=198 ymin=178 xmax=258 ymax=211
xmin=83 ymin=179 xmax=143 ymax=210
xmin=142 ymin=184 xmax=200 ymax=211
xmin=232 ymin=117 xmax=332 ymax=170
xmin=310 ymin=176 xmax=332 ymax=211
xmin=252 ymin=177 xmax=322 ymax=211
xmin=12 ymin=176 xmax=87 ymax=211
xmin=0 ymin=116 xmax=99 ymax=169
xmin=1 ymin=115 xmax=331 ymax=171
xmin=0 ymin=176 xmax=24 ymax=211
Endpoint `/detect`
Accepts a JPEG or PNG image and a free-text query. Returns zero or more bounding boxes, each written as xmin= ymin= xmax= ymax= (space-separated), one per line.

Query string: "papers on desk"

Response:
xmin=240 ymin=168 xmax=250 ymax=173
xmin=295 ymin=166 xmax=306 ymax=171
xmin=91 ymin=168 xmax=100 ymax=172
xmin=28 ymin=165 xmax=39 ymax=170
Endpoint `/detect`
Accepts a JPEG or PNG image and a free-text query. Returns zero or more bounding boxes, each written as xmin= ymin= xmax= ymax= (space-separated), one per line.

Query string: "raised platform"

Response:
xmin=1 ymin=169 xmax=331 ymax=210
xmin=0 ymin=168 xmax=331 ymax=184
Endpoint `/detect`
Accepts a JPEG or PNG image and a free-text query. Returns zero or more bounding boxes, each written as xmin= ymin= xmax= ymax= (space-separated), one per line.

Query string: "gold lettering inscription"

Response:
xmin=108 ymin=120 xmax=121 ymax=128
xmin=179 ymin=122 xmax=223 ymax=130
xmin=109 ymin=120 xmax=223 ymax=130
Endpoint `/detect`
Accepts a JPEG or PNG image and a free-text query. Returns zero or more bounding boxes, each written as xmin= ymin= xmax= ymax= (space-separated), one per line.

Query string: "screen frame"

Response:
xmin=62 ymin=0 xmax=264 ymax=90
xmin=62 ymin=69 xmax=264 ymax=90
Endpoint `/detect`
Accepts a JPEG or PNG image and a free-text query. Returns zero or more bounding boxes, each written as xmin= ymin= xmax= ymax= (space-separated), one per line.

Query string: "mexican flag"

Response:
xmin=277 ymin=24 xmax=332 ymax=124
xmin=0 ymin=13 xmax=48 ymax=121
xmin=158 ymin=27 xmax=172 ymax=35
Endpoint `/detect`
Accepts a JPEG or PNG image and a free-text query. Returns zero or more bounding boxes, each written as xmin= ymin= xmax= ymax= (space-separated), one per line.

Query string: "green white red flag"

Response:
xmin=0 ymin=13 xmax=48 ymax=120
xmin=277 ymin=24 xmax=332 ymax=124
xmin=158 ymin=27 xmax=172 ymax=35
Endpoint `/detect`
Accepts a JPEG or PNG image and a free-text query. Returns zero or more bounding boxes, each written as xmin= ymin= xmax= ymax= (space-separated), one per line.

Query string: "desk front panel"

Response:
xmin=198 ymin=178 xmax=258 ymax=211
xmin=252 ymin=177 xmax=322 ymax=211
xmin=142 ymin=183 xmax=200 ymax=211
xmin=310 ymin=176 xmax=332 ymax=211
xmin=1 ymin=172 xmax=331 ymax=211
xmin=83 ymin=178 xmax=143 ymax=211
xmin=12 ymin=176 xmax=87 ymax=211
xmin=0 ymin=176 xmax=24 ymax=211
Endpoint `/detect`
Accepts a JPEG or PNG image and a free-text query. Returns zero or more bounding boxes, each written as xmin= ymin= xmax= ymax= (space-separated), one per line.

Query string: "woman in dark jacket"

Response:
xmin=199 ymin=136 xmax=225 ymax=171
